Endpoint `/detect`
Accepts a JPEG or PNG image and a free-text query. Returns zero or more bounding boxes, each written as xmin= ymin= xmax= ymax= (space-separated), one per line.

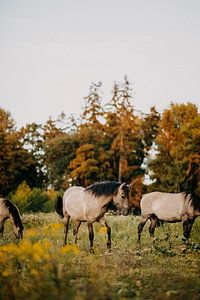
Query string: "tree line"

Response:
xmin=0 ymin=76 xmax=199 ymax=212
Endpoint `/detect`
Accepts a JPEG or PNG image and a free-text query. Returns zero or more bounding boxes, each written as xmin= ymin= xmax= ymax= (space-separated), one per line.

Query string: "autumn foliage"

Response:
xmin=0 ymin=78 xmax=199 ymax=211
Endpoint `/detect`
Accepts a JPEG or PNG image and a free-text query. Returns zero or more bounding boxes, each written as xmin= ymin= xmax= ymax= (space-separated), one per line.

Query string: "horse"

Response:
xmin=55 ymin=181 xmax=130 ymax=252
xmin=138 ymin=191 xmax=200 ymax=243
xmin=0 ymin=198 xmax=24 ymax=239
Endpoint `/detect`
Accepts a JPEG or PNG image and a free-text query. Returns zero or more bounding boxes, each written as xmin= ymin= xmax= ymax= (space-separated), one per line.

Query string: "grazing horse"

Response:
xmin=0 ymin=198 xmax=24 ymax=239
xmin=55 ymin=181 xmax=130 ymax=252
xmin=138 ymin=191 xmax=200 ymax=242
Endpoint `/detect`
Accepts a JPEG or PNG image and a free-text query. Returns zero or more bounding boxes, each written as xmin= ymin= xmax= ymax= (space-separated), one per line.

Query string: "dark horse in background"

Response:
xmin=138 ymin=191 xmax=200 ymax=243
xmin=56 ymin=181 xmax=130 ymax=252
xmin=0 ymin=198 xmax=24 ymax=239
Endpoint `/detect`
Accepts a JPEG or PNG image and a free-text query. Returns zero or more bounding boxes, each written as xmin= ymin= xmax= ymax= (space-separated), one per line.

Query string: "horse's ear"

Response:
xmin=120 ymin=182 xmax=127 ymax=188
xmin=120 ymin=182 xmax=130 ymax=193
xmin=124 ymin=182 xmax=130 ymax=188
xmin=119 ymin=182 xmax=125 ymax=191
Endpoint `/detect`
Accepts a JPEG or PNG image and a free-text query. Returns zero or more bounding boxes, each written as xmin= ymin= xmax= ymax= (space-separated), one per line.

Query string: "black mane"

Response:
xmin=3 ymin=199 xmax=23 ymax=230
xmin=185 ymin=192 xmax=200 ymax=211
xmin=85 ymin=181 xmax=121 ymax=197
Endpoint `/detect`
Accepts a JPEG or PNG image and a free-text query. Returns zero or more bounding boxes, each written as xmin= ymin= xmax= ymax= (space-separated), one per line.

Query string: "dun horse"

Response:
xmin=55 ymin=181 xmax=130 ymax=252
xmin=138 ymin=191 xmax=200 ymax=242
xmin=0 ymin=198 xmax=23 ymax=239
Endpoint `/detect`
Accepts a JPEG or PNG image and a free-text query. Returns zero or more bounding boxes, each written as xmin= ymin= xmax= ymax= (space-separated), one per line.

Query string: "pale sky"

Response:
xmin=0 ymin=0 xmax=200 ymax=128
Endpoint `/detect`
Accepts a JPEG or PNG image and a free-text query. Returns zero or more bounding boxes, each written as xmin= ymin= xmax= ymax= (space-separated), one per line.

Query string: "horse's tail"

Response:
xmin=185 ymin=191 xmax=200 ymax=212
xmin=55 ymin=195 xmax=64 ymax=218
xmin=156 ymin=219 xmax=164 ymax=227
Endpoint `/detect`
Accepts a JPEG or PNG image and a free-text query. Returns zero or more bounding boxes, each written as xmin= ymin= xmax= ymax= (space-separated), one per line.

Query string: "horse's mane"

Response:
xmin=184 ymin=192 xmax=200 ymax=211
xmin=3 ymin=199 xmax=23 ymax=229
xmin=85 ymin=181 xmax=121 ymax=197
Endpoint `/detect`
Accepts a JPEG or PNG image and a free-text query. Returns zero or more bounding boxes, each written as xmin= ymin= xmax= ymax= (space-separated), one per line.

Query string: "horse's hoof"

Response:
xmin=182 ymin=237 xmax=189 ymax=244
xmin=107 ymin=243 xmax=111 ymax=252
xmin=90 ymin=248 xmax=95 ymax=254
xmin=135 ymin=250 xmax=141 ymax=256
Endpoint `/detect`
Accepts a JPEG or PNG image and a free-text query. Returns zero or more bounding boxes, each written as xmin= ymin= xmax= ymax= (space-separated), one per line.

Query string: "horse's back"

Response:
xmin=62 ymin=185 xmax=111 ymax=222
xmin=63 ymin=186 xmax=85 ymax=204
xmin=63 ymin=186 xmax=85 ymax=198
xmin=63 ymin=186 xmax=86 ymax=221
xmin=141 ymin=192 xmax=187 ymax=221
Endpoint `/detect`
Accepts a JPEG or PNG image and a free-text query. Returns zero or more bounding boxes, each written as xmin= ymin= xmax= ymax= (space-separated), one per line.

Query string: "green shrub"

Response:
xmin=26 ymin=188 xmax=49 ymax=212
xmin=10 ymin=182 xmax=56 ymax=213
xmin=10 ymin=181 xmax=32 ymax=212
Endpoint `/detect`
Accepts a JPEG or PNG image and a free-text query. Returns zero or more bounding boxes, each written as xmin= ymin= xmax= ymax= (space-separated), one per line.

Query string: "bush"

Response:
xmin=43 ymin=189 xmax=60 ymax=213
xmin=10 ymin=181 xmax=32 ymax=212
xmin=26 ymin=188 xmax=49 ymax=212
xmin=10 ymin=182 xmax=58 ymax=213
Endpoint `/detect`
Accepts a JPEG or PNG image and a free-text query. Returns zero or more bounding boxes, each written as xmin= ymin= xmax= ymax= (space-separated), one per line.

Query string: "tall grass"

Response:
xmin=0 ymin=212 xmax=200 ymax=299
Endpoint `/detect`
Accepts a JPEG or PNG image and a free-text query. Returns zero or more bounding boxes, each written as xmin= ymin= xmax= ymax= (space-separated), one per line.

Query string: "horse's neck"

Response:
xmin=0 ymin=205 xmax=10 ymax=220
xmin=9 ymin=213 xmax=14 ymax=223
xmin=9 ymin=213 xmax=17 ymax=227
xmin=98 ymin=195 xmax=113 ymax=208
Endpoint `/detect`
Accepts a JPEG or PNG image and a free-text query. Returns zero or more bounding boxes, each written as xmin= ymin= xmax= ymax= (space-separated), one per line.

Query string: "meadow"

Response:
xmin=0 ymin=212 xmax=200 ymax=300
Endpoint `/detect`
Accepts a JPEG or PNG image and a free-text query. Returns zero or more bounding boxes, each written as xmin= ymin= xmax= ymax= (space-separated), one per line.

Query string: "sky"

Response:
xmin=0 ymin=0 xmax=200 ymax=128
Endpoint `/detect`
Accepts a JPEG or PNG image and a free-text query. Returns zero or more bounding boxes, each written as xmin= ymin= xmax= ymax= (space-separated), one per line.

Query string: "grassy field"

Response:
xmin=0 ymin=212 xmax=200 ymax=300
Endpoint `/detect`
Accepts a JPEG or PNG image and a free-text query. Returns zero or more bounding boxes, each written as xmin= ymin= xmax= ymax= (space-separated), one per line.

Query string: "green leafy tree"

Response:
xmin=0 ymin=108 xmax=42 ymax=195
xmin=0 ymin=108 xmax=18 ymax=195
xmin=142 ymin=106 xmax=160 ymax=153
xmin=19 ymin=123 xmax=46 ymax=188
xmin=43 ymin=116 xmax=80 ymax=189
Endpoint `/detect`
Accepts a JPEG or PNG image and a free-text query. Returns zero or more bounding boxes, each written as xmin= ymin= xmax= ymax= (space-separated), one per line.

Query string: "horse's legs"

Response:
xmin=183 ymin=218 xmax=195 ymax=240
xmin=87 ymin=222 xmax=94 ymax=253
xmin=0 ymin=221 xmax=5 ymax=236
xmin=138 ymin=216 xmax=149 ymax=243
xmin=105 ymin=221 xmax=111 ymax=251
xmin=73 ymin=221 xmax=81 ymax=244
xmin=100 ymin=217 xmax=111 ymax=251
xmin=149 ymin=215 xmax=158 ymax=238
xmin=63 ymin=214 xmax=70 ymax=246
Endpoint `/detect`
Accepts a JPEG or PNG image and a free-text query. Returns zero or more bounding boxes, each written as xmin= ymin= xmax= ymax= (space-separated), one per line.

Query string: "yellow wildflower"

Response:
xmin=99 ymin=226 xmax=107 ymax=234
xmin=1 ymin=270 xmax=12 ymax=277
xmin=61 ymin=244 xmax=80 ymax=255
xmin=43 ymin=222 xmax=63 ymax=237
xmin=32 ymin=242 xmax=50 ymax=262
xmin=25 ymin=228 xmax=38 ymax=238
xmin=30 ymin=269 xmax=40 ymax=277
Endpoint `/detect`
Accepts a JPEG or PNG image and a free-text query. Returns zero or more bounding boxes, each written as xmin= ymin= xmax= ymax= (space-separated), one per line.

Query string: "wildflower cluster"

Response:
xmin=0 ymin=222 xmax=80 ymax=281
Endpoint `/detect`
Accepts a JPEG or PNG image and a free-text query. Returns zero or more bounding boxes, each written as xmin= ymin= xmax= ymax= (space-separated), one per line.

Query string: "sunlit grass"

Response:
xmin=0 ymin=212 xmax=200 ymax=299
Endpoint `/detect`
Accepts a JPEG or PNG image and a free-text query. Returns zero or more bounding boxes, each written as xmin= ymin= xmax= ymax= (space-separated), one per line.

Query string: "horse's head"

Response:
xmin=13 ymin=224 xmax=24 ymax=239
xmin=113 ymin=183 xmax=130 ymax=216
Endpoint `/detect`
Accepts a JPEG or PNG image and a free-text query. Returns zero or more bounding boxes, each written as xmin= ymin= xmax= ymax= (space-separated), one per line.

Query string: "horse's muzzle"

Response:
xmin=121 ymin=208 xmax=130 ymax=216
xmin=16 ymin=231 xmax=23 ymax=239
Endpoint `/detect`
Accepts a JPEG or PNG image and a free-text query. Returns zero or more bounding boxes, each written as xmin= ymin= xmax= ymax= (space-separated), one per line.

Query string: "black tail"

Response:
xmin=55 ymin=195 xmax=64 ymax=218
